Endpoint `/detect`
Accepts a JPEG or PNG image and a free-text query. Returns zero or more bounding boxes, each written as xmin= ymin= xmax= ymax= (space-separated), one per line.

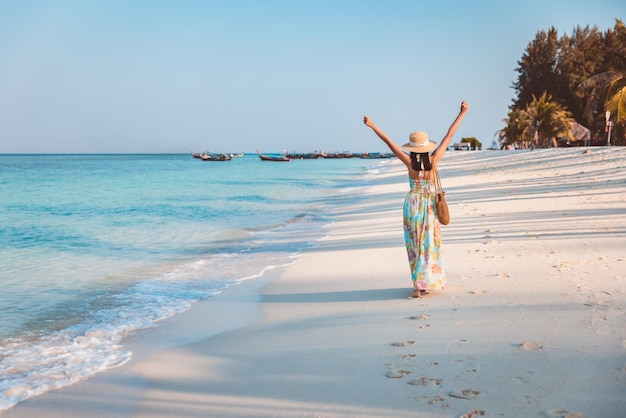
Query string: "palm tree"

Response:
xmin=503 ymin=93 xmax=574 ymax=148
xmin=605 ymin=76 xmax=626 ymax=123
xmin=578 ymin=20 xmax=626 ymax=144
xmin=526 ymin=92 xmax=574 ymax=147
xmin=502 ymin=108 xmax=533 ymax=148
xmin=579 ymin=70 xmax=625 ymax=145
xmin=579 ymin=71 xmax=626 ymax=121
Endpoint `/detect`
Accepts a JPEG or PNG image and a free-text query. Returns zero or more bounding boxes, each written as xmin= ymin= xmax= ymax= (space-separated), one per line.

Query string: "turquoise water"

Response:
xmin=0 ymin=153 xmax=389 ymax=409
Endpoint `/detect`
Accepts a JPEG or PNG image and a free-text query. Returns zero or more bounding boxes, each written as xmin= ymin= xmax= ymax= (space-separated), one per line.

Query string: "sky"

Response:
xmin=0 ymin=0 xmax=623 ymax=154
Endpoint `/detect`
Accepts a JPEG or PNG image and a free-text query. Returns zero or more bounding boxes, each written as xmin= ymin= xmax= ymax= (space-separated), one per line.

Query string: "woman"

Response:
xmin=363 ymin=101 xmax=469 ymax=298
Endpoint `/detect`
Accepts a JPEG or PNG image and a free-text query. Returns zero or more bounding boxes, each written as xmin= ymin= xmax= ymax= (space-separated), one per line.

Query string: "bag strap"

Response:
xmin=434 ymin=168 xmax=444 ymax=194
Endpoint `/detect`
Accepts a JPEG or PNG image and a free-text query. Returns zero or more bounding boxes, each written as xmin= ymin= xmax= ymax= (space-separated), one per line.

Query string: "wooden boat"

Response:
xmin=359 ymin=152 xmax=394 ymax=159
xmin=257 ymin=150 xmax=291 ymax=162
xmin=201 ymin=153 xmax=232 ymax=161
xmin=321 ymin=151 xmax=355 ymax=159
xmin=288 ymin=152 xmax=320 ymax=160
xmin=193 ymin=151 xmax=237 ymax=161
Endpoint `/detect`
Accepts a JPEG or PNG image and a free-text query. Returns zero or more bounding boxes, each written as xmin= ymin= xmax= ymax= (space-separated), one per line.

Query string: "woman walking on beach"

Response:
xmin=363 ymin=101 xmax=469 ymax=298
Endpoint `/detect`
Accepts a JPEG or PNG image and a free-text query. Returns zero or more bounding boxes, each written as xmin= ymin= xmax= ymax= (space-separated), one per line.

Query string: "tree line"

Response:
xmin=501 ymin=19 xmax=625 ymax=148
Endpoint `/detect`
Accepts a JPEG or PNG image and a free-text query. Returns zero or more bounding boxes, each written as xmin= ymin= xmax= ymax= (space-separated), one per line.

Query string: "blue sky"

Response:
xmin=0 ymin=0 xmax=622 ymax=153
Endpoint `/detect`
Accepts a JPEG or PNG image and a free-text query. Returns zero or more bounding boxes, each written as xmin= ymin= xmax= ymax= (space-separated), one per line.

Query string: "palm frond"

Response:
xmin=606 ymin=84 xmax=626 ymax=123
xmin=579 ymin=71 xmax=625 ymax=120
xmin=578 ymin=71 xmax=620 ymax=91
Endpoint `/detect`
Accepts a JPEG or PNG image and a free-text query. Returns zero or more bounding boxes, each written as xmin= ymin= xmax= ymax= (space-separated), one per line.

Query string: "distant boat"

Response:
xmin=359 ymin=152 xmax=394 ymax=159
xmin=203 ymin=153 xmax=232 ymax=161
xmin=321 ymin=151 xmax=355 ymax=159
xmin=288 ymin=152 xmax=320 ymax=159
xmin=257 ymin=150 xmax=291 ymax=162
xmin=192 ymin=151 xmax=239 ymax=160
xmin=195 ymin=152 xmax=232 ymax=161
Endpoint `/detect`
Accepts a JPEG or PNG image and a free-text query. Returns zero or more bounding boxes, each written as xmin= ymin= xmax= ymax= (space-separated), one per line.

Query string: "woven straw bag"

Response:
xmin=434 ymin=169 xmax=449 ymax=225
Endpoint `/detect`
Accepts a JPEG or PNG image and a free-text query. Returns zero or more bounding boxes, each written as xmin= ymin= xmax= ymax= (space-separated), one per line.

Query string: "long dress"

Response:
xmin=403 ymin=178 xmax=446 ymax=291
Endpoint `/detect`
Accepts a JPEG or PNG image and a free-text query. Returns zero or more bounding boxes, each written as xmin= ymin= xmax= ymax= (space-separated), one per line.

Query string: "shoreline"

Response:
xmin=4 ymin=148 xmax=625 ymax=417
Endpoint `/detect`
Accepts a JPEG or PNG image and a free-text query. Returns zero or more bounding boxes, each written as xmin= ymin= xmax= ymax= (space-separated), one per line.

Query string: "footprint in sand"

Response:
xmin=408 ymin=376 xmax=442 ymax=387
xmin=470 ymin=289 xmax=488 ymax=295
xmin=508 ymin=376 xmax=528 ymax=384
xmin=386 ymin=369 xmax=411 ymax=378
xmin=409 ymin=314 xmax=431 ymax=320
xmin=449 ymin=389 xmax=480 ymax=400
xmin=520 ymin=340 xmax=543 ymax=350
xmin=391 ymin=340 xmax=415 ymax=346
xmin=546 ymin=409 xmax=588 ymax=418
xmin=460 ymin=411 xmax=485 ymax=418
xmin=424 ymin=394 xmax=446 ymax=406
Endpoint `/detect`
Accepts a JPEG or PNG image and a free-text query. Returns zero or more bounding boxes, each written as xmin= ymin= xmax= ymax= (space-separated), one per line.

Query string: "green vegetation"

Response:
xmin=460 ymin=137 xmax=482 ymax=150
xmin=503 ymin=19 xmax=625 ymax=148
xmin=504 ymin=92 xmax=574 ymax=148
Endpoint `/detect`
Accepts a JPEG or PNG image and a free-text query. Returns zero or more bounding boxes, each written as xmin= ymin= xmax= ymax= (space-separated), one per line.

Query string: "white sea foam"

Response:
xmin=0 ymin=213 xmax=348 ymax=411
xmin=0 ymin=249 xmax=292 ymax=410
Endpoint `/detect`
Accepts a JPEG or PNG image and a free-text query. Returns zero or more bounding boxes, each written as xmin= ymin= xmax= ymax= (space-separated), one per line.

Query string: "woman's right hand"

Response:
xmin=363 ymin=115 xmax=374 ymax=127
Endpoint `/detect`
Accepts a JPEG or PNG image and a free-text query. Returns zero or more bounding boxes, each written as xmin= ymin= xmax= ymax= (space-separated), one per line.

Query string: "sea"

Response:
xmin=0 ymin=153 xmax=392 ymax=410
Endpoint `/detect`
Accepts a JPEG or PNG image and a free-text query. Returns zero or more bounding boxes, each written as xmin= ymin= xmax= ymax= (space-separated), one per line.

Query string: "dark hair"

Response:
xmin=410 ymin=152 xmax=432 ymax=171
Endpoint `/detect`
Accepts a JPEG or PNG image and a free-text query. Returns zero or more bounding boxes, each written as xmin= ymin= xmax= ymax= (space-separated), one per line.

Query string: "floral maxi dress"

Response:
xmin=403 ymin=178 xmax=446 ymax=291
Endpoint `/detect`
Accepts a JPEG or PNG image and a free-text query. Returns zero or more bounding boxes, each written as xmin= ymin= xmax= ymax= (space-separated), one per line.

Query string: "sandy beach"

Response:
xmin=4 ymin=147 xmax=625 ymax=418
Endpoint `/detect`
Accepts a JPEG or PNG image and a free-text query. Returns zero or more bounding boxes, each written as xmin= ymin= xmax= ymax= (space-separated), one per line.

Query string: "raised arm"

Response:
xmin=431 ymin=101 xmax=470 ymax=163
xmin=363 ymin=116 xmax=411 ymax=167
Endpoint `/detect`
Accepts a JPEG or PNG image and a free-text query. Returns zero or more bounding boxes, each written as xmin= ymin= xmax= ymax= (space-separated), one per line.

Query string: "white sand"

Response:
xmin=4 ymin=147 xmax=626 ymax=418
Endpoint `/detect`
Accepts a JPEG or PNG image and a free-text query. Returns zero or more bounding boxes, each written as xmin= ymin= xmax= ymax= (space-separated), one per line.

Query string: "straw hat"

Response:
xmin=402 ymin=131 xmax=437 ymax=153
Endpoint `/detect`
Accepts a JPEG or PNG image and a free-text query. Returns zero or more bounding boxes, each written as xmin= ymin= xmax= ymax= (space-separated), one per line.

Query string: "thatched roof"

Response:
xmin=570 ymin=122 xmax=590 ymax=141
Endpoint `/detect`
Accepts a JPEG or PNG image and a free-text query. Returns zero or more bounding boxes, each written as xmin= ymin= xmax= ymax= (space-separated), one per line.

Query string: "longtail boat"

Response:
xmin=257 ymin=150 xmax=291 ymax=162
